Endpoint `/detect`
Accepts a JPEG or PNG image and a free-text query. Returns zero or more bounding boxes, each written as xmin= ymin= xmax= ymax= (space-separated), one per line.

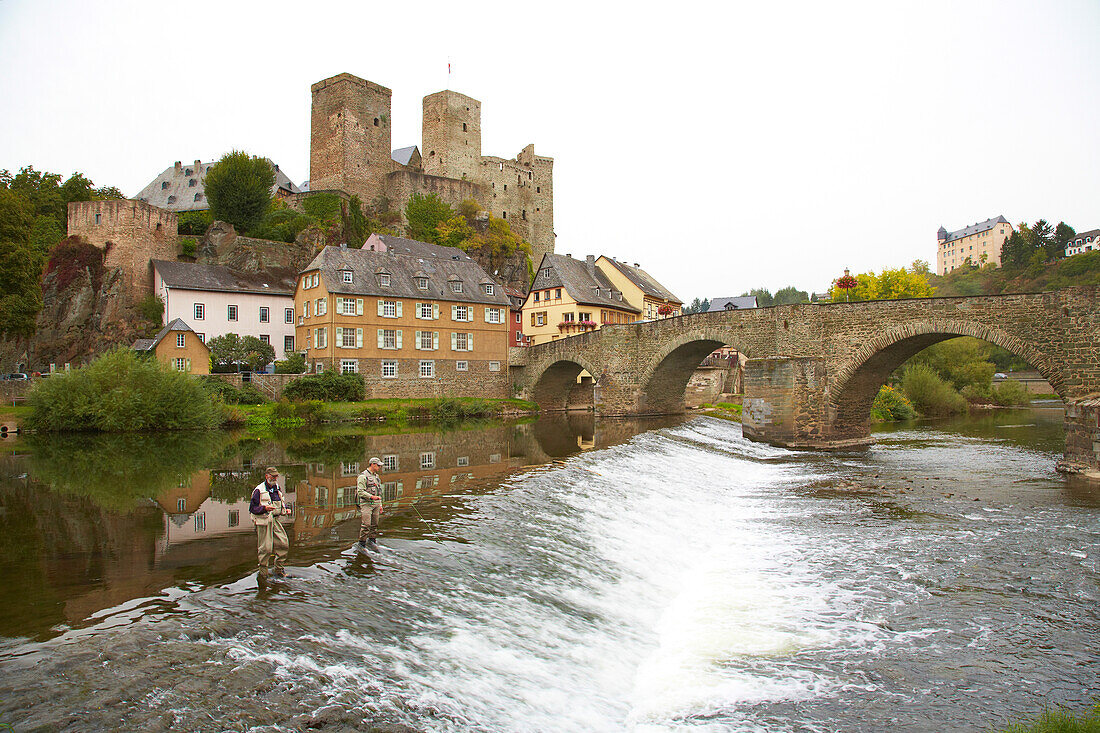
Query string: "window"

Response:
xmin=555 ymin=288 xmax=561 ymax=299
xmin=456 ymin=360 xmax=468 ymax=371
xmin=489 ymin=361 xmax=501 ymax=372
xmin=417 ymin=302 xmax=435 ymax=319
xmin=285 ymin=308 xmax=294 ymax=324
xmin=174 ymin=358 xmax=187 ymax=371
xmin=516 ymin=331 xmax=523 ymax=343
xmin=379 ymin=273 xmax=390 ymax=286
xmin=381 ymin=360 xmax=398 ymax=378
xmin=311 ymin=273 xmax=319 ymax=288
xmin=197 ymin=333 xmax=205 ymax=343
xmin=260 ymin=335 xmax=270 ymax=344
xmin=284 ymin=335 xmax=294 ymax=353
xmin=415 ymin=277 xmax=428 ymax=290
xmin=340 ymin=359 xmax=358 ymax=374
xmin=486 ymin=307 xmax=503 ymax=324
xmin=339 ymin=328 xmax=357 ymax=348
xmin=462 ymin=122 xmax=467 ymax=131
xmin=314 ymin=327 xmax=327 ymax=348
xmin=177 ymin=498 xmax=186 ymax=512
xmin=316 ymin=298 xmax=327 ymax=316
xmin=304 ymin=301 xmax=311 ymax=318
xmin=315 ymin=361 xmax=324 ymax=373
xmin=194 ymin=513 xmax=206 ymax=532
xmin=490 ymin=453 xmax=501 ymax=463
xmin=340 ymin=297 xmax=361 ymax=316
xmin=535 ymin=312 xmax=546 ymax=326
xmin=380 ymin=329 xmax=398 ymax=349
xmin=484 ymin=283 xmax=495 ymax=295
xmin=457 ymin=456 xmax=469 ymax=467
xmin=563 ymin=312 xmax=575 ymax=322
xmin=194 ymin=193 xmax=202 ymax=202
xmin=161 ymin=181 xmax=168 ymax=190
xmin=417 ymin=330 xmax=437 ymax=350
xmin=419 ymin=360 xmax=435 ymax=378
xmin=259 ymin=307 xmax=269 ymax=323
xmin=420 ymin=452 xmax=436 ymax=469
xmin=194 ymin=303 xmax=205 ymax=320
xmin=176 ymin=333 xmax=186 ymax=347
xmin=342 ymin=270 xmax=353 ymax=283
xmin=579 ymin=312 xmax=591 ymax=322
xmin=188 ymin=178 xmax=197 ymax=187
xmin=534 ymin=292 xmax=540 ymax=302
xmin=382 ymin=300 xmax=396 ymax=317
xmin=515 ymin=312 xmax=521 ymax=323
xmin=228 ymin=510 xmax=239 ymax=528
xmin=228 ymin=305 xmax=238 ymax=321
xmin=382 ymin=455 xmax=399 ymax=471
xmin=453 ymin=332 xmax=471 ymax=351
xmin=450 ymin=281 xmax=464 ymax=293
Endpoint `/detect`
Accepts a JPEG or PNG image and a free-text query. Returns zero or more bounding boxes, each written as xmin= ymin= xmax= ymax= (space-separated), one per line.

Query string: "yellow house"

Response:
xmin=595 ymin=256 xmax=682 ymax=319
xmin=522 ymin=254 xmax=641 ymax=345
xmin=131 ymin=318 xmax=210 ymax=374
xmin=937 ymin=215 xmax=1013 ymax=275
xmin=295 ymin=242 xmax=511 ymax=398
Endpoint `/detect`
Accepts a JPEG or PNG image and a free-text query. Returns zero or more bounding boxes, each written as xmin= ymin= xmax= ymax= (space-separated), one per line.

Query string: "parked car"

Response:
xmin=994 ymin=372 xmax=1007 ymax=379
xmin=1 ymin=373 xmax=28 ymax=381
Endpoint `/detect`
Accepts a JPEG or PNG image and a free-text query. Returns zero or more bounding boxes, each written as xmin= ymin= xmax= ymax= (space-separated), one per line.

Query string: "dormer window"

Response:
xmin=188 ymin=179 xmax=197 ymax=187
xmin=161 ymin=181 xmax=168 ymax=190
xmin=185 ymin=168 xmax=193 ymax=176
xmin=450 ymin=281 xmax=464 ymax=294
xmin=484 ymin=283 xmax=494 ymax=295
xmin=379 ymin=273 xmax=390 ymax=286
xmin=341 ymin=270 xmax=353 ymax=283
xmin=415 ymin=277 xmax=428 ymax=290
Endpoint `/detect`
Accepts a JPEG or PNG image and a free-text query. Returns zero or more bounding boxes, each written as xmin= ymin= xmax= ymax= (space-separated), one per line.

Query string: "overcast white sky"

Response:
xmin=2 ymin=0 xmax=1097 ymax=300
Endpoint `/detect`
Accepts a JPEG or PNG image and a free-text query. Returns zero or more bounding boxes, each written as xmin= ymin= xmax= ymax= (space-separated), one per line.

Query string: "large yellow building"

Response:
xmin=937 ymin=215 xmax=1013 ymax=275
xmin=521 ymin=254 xmax=642 ymax=345
xmin=295 ymin=241 xmax=511 ymax=398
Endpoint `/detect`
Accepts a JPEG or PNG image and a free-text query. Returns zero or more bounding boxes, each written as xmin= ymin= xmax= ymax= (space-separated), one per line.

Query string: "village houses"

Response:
xmin=131 ymin=318 xmax=211 ymax=375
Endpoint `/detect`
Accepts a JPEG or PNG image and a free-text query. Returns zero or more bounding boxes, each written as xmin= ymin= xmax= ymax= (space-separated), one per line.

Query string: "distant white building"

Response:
xmin=707 ymin=296 xmax=758 ymax=311
xmin=1066 ymin=228 xmax=1099 ymax=257
xmin=152 ymin=260 xmax=298 ymax=362
xmin=134 ymin=158 xmax=301 ymax=212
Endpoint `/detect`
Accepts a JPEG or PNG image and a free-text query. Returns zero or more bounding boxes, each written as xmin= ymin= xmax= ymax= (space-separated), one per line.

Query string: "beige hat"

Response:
xmin=369 ymin=457 xmax=382 ymax=466
xmin=265 ymin=466 xmax=280 ymax=476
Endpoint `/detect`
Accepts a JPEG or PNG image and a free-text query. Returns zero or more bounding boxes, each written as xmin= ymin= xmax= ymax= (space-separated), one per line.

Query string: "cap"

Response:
xmin=265 ymin=466 xmax=280 ymax=475
xmin=368 ymin=457 xmax=382 ymax=466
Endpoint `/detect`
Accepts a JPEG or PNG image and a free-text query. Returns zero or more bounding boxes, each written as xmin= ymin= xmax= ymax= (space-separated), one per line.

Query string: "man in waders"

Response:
xmin=250 ymin=466 xmax=290 ymax=579
xmin=356 ymin=457 xmax=384 ymax=549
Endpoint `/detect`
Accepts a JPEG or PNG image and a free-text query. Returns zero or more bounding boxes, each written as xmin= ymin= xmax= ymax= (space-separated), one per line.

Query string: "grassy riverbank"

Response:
xmin=996 ymin=704 xmax=1100 ymax=732
xmin=230 ymin=397 xmax=538 ymax=429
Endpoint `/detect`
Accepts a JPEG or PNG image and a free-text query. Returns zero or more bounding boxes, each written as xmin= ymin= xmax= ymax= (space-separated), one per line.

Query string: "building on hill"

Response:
xmin=936 ymin=216 xmax=1013 ymax=275
xmin=295 ymin=242 xmax=511 ymax=397
xmin=521 ymin=254 xmax=641 ymax=345
xmin=1066 ymin=229 xmax=1099 ymax=257
xmin=152 ymin=260 xmax=298 ymax=362
xmin=309 ymin=73 xmax=554 ymax=265
xmin=131 ymin=318 xmax=210 ymax=374
xmin=707 ymin=296 xmax=758 ymax=311
xmin=134 ymin=159 xmax=301 ymax=212
xmin=595 ymin=256 xmax=682 ymax=319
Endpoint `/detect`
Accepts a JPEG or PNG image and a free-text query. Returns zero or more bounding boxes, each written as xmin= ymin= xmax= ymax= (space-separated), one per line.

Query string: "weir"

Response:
xmin=511 ymin=286 xmax=1100 ymax=476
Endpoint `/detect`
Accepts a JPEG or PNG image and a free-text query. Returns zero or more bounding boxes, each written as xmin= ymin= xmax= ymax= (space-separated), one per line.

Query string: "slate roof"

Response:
xmin=599 ymin=258 xmax=682 ymax=304
xmin=134 ymin=159 xmax=300 ymax=212
xmin=530 ymin=254 xmax=641 ymax=312
xmin=367 ymin=234 xmax=478 ymax=263
xmin=707 ymin=296 xmax=758 ymax=311
xmin=302 ymin=245 xmax=511 ymax=306
xmin=132 ymin=318 xmax=200 ymax=352
xmin=153 ymin=260 xmax=296 ymax=295
xmin=941 ymin=215 xmax=1011 ymax=244
xmin=391 ymin=146 xmax=421 ymax=166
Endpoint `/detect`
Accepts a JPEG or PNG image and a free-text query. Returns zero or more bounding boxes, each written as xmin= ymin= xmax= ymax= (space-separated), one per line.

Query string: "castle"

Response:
xmin=309 ymin=73 xmax=555 ymax=264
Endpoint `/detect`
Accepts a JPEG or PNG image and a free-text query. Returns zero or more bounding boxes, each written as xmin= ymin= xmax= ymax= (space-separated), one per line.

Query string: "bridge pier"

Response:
xmin=1059 ymin=399 xmax=1100 ymax=478
xmin=741 ymin=356 xmax=873 ymax=450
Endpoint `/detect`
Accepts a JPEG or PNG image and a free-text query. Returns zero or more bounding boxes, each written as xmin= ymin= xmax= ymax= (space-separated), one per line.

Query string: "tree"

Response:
xmin=240 ymin=336 xmax=276 ymax=372
xmin=773 ymin=286 xmax=810 ymax=305
xmin=829 ymin=264 xmax=934 ymax=302
xmin=0 ymin=238 xmax=43 ymax=339
xmin=1051 ymin=222 xmax=1076 ymax=260
xmin=743 ymin=288 xmax=774 ymax=306
xmin=207 ymin=333 xmax=245 ymax=372
xmin=203 ymin=151 xmax=275 ymax=233
xmin=436 ymin=214 xmax=475 ymax=250
xmin=404 ymin=192 xmax=454 ymax=244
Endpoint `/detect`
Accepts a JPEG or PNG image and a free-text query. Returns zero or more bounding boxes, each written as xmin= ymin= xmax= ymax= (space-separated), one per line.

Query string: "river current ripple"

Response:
xmin=2 ymin=412 xmax=1099 ymax=731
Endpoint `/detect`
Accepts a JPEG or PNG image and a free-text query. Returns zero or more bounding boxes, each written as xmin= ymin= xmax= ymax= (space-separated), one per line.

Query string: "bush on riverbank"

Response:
xmin=997 ymin=703 xmax=1100 ymax=732
xmin=282 ymin=371 xmax=365 ymax=402
xmin=202 ymin=378 xmax=267 ymax=405
xmin=901 ymin=364 xmax=968 ymax=417
xmin=870 ymin=385 xmax=917 ymax=421
xmin=25 ymin=349 xmax=220 ymax=432
xmin=992 ymin=378 xmax=1032 ymax=407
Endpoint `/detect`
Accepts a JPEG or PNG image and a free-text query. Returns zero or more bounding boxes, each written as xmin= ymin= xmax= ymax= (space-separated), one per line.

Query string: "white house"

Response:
xmin=152 ymin=260 xmax=298 ymax=362
xmin=1066 ymin=228 xmax=1099 ymax=257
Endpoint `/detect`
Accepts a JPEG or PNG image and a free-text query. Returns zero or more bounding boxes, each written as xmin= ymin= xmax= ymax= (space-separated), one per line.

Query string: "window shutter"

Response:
xmin=395 ymin=301 xmax=402 ymax=317
xmin=415 ymin=303 xmax=423 ymax=320
xmin=415 ymin=331 xmax=422 ymax=350
xmin=377 ymin=329 xmax=384 ymax=348
xmin=468 ymin=334 xmax=473 ymax=351
xmin=433 ymin=332 xmax=439 ymax=351
xmin=396 ymin=330 xmax=403 ymax=348
xmin=186 ymin=358 xmax=191 ymax=372
xmin=451 ymin=332 xmax=457 ymax=351
xmin=335 ymin=327 xmax=343 ymax=345
xmin=356 ymin=328 xmax=363 ymax=348
xmin=315 ymin=330 xmax=320 ymax=349
xmin=432 ymin=304 xmax=439 ymax=320
xmin=484 ymin=308 xmax=490 ymax=323
xmin=452 ymin=305 xmax=458 ymax=321
xmin=377 ymin=299 xmax=384 ymax=316
xmin=357 ymin=299 xmax=364 ymax=316
xmin=468 ymin=309 xmax=474 ymax=322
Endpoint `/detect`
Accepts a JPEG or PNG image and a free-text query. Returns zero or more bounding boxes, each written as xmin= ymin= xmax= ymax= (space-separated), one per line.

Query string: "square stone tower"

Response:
xmin=310 ymin=73 xmax=393 ymax=203
xmin=422 ymin=90 xmax=482 ymax=181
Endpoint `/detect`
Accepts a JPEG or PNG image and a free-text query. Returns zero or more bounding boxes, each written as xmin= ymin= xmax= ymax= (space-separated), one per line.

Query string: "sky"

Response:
xmin=1 ymin=0 xmax=1097 ymax=300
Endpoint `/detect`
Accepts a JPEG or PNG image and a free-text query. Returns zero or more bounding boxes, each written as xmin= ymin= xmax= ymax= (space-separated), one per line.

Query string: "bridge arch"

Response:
xmin=826 ymin=318 xmax=1066 ymax=439
xmin=635 ymin=327 xmax=750 ymax=414
xmin=527 ymin=353 xmax=605 ymax=412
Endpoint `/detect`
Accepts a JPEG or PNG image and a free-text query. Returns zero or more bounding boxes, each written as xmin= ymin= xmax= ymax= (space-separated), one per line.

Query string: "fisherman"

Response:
xmin=356 ymin=457 xmax=384 ymax=548
xmin=250 ymin=466 xmax=290 ymax=579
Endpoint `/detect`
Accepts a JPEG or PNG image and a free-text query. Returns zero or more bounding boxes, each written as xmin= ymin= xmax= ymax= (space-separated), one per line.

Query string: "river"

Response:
xmin=1 ymin=408 xmax=1097 ymax=732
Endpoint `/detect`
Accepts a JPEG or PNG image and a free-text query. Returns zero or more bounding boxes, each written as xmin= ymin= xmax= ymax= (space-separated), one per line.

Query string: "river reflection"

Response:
xmin=0 ymin=414 xmax=682 ymax=642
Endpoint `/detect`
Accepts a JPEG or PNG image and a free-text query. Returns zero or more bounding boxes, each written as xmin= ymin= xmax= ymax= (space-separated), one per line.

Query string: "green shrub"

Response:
xmin=272 ymin=399 xmax=297 ymax=422
xmin=960 ymin=383 xmax=992 ymax=403
xmin=282 ymin=371 xmax=364 ymax=402
xmin=433 ymin=398 xmax=463 ymax=423
xmin=202 ymin=378 xmax=242 ymax=404
xmin=301 ymin=192 xmax=343 ymax=221
xmin=992 ymin=378 xmax=1032 ymax=407
xmin=901 ymin=363 xmax=967 ymax=417
xmin=177 ymin=209 xmax=212 ymax=236
xmin=179 ymin=237 xmax=197 ymax=258
xmin=137 ymin=293 xmax=164 ymax=326
xmin=997 ymin=703 xmax=1100 ymax=732
xmin=296 ymin=400 xmax=329 ymax=423
xmin=274 ymin=352 xmax=306 ymax=374
xmin=236 ymin=383 xmax=268 ymax=405
xmin=870 ymin=384 xmax=917 ymax=421
xmin=25 ymin=348 xmax=220 ymax=432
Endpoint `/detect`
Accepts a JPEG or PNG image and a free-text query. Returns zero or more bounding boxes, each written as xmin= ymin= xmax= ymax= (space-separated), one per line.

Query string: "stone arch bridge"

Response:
xmin=509 ymin=287 xmax=1100 ymax=476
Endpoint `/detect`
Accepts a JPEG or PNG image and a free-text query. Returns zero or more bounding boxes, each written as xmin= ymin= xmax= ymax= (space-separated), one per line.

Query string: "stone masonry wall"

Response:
xmin=312 ymin=357 xmax=509 ymax=400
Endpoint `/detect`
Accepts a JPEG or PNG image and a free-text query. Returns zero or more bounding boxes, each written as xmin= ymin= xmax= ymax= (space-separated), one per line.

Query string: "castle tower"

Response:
xmin=310 ymin=73 xmax=393 ymax=204
xmin=422 ymin=90 xmax=482 ymax=181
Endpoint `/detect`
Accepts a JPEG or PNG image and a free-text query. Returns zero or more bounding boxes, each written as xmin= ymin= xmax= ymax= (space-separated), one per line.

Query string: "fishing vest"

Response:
xmin=252 ymin=481 xmax=285 ymax=526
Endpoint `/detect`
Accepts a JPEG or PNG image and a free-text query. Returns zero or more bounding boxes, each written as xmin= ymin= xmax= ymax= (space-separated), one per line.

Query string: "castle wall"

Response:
xmin=422 ymin=90 xmax=482 ymax=181
xmin=67 ymin=200 xmax=178 ymax=301
xmin=384 ymin=170 xmax=484 ymax=215
xmin=478 ymin=146 xmax=554 ymax=264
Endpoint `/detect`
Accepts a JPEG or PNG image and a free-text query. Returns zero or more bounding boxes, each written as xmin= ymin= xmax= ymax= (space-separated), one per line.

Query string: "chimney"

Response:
xmin=566 ymin=253 xmax=572 ymax=258
xmin=586 ymin=254 xmax=596 ymax=276
xmin=194 ymin=159 xmax=201 ymax=171
xmin=174 ymin=161 xmax=182 ymax=172
xmin=634 ymin=262 xmax=640 ymax=268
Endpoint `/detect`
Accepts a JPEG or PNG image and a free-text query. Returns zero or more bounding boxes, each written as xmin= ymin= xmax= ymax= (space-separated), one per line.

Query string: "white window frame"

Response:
xmin=456 ymin=360 xmax=468 ymax=371
xmin=486 ymin=307 xmax=503 ymax=324
xmin=484 ymin=283 xmax=495 ymax=295
xmin=419 ymin=360 xmax=435 ymax=378
xmin=339 ymin=328 xmax=357 ymax=348
xmin=176 ymin=333 xmax=186 ymax=348
xmin=194 ymin=303 xmax=204 ymax=320
xmin=342 ymin=270 xmax=353 ymax=283
xmin=416 ymin=331 xmax=438 ymax=351
xmin=259 ymin=306 xmax=269 ymax=323
xmin=380 ymin=329 xmax=399 ymax=349
xmin=452 ymin=332 xmax=471 ymax=351
xmin=453 ymin=305 xmax=470 ymax=322
xmin=381 ymin=360 xmax=398 ymax=378
xmin=382 ymin=300 xmax=397 ymax=318
xmin=450 ymin=281 xmax=464 ymax=293
xmin=489 ymin=361 xmax=501 ymax=372
xmin=285 ymin=308 xmax=294 ymax=324
xmin=417 ymin=302 xmax=436 ymax=320
xmin=227 ymin=304 xmax=238 ymax=321
xmin=420 ymin=451 xmax=436 ymax=469
xmin=457 ymin=456 xmax=469 ymax=467
xmin=382 ymin=454 xmax=399 ymax=471
xmin=379 ymin=273 xmax=390 ymax=287
xmin=174 ymin=358 xmax=187 ymax=371
xmin=415 ymin=277 xmax=428 ymax=290
xmin=340 ymin=359 xmax=358 ymax=374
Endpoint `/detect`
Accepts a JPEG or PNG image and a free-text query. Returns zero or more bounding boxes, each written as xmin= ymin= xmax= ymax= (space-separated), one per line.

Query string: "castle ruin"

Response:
xmin=309 ymin=73 xmax=555 ymax=264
